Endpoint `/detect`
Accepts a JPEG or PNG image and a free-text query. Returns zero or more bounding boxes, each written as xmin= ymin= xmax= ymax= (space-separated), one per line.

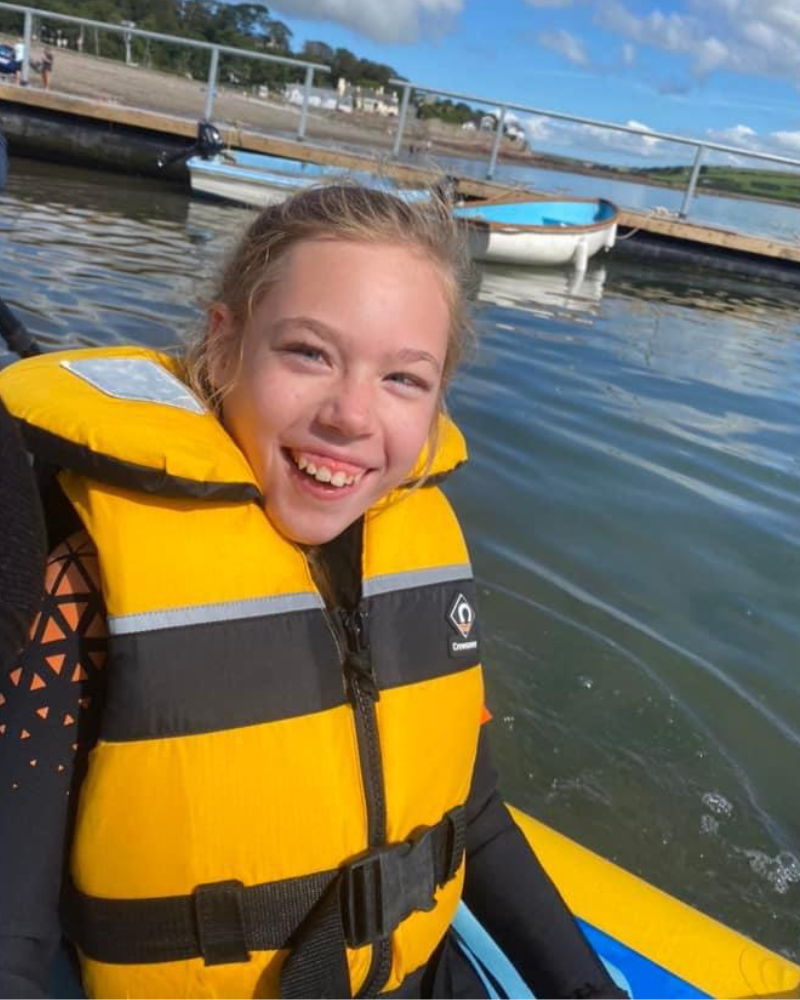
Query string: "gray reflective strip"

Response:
xmin=363 ymin=563 xmax=473 ymax=598
xmin=108 ymin=591 xmax=324 ymax=635
xmin=61 ymin=358 xmax=205 ymax=414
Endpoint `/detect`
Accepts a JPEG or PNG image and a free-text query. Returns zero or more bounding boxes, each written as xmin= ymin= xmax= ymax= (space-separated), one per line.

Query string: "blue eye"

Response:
xmin=284 ymin=343 xmax=325 ymax=363
xmin=386 ymin=372 xmax=430 ymax=391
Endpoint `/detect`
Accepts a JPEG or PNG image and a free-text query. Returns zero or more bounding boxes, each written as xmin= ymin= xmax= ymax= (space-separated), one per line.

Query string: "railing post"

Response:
xmin=297 ymin=65 xmax=314 ymax=141
xmin=21 ymin=8 xmax=32 ymax=86
xmin=392 ymin=84 xmax=411 ymax=159
xmin=487 ymin=106 xmax=507 ymax=180
xmin=204 ymin=45 xmax=219 ymax=121
xmin=680 ymin=144 xmax=706 ymax=218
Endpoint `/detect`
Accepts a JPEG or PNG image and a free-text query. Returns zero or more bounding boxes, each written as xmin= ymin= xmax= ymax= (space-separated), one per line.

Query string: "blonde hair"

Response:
xmin=183 ymin=182 xmax=475 ymax=415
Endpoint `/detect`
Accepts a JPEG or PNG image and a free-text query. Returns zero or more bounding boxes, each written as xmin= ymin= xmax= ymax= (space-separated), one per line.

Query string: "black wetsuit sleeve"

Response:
xmin=0 ymin=396 xmax=46 ymax=672
xmin=0 ymin=533 xmax=107 ymax=999
xmin=462 ymin=726 xmax=627 ymax=999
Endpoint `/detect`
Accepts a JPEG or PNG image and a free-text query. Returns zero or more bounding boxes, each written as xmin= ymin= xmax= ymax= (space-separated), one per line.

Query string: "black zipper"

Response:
xmin=338 ymin=605 xmax=392 ymax=998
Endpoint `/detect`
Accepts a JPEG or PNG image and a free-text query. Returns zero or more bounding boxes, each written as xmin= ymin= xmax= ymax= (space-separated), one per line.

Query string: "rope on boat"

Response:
xmin=616 ymin=205 xmax=679 ymax=241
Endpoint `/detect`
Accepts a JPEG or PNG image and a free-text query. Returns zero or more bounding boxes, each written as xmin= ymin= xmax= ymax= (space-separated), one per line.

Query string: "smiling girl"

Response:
xmin=0 ymin=185 xmax=621 ymax=999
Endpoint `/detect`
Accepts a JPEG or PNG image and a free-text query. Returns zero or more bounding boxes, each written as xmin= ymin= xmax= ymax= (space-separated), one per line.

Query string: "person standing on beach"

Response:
xmin=39 ymin=48 xmax=53 ymax=91
xmin=12 ymin=41 xmax=24 ymax=85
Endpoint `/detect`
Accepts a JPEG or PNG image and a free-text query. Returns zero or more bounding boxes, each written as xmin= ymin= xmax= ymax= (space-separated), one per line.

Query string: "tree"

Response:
xmin=266 ymin=19 xmax=292 ymax=51
xmin=303 ymin=40 xmax=333 ymax=64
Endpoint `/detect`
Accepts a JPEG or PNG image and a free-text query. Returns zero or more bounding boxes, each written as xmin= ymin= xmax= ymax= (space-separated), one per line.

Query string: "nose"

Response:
xmin=315 ymin=375 xmax=376 ymax=439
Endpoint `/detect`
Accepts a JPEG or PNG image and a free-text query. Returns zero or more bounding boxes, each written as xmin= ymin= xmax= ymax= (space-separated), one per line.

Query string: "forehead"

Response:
xmin=255 ymin=238 xmax=451 ymax=349
xmin=279 ymin=236 xmax=443 ymax=286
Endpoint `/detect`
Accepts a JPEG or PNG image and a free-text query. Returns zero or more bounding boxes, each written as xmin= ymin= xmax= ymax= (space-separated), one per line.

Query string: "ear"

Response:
xmin=205 ymin=303 xmax=240 ymax=393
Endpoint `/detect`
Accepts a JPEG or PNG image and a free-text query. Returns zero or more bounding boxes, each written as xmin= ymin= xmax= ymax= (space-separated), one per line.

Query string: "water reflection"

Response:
xmin=473 ymin=262 xmax=607 ymax=320
xmin=4 ymin=156 xmax=182 ymax=221
xmin=475 ymin=251 xmax=800 ymax=328
xmin=0 ymin=161 xmax=255 ymax=356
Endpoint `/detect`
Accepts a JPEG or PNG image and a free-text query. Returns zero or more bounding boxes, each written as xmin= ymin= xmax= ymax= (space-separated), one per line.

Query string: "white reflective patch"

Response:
xmin=61 ymin=358 xmax=205 ymax=414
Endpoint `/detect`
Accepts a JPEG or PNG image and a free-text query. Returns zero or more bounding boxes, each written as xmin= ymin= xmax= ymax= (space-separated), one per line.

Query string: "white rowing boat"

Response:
xmin=454 ymin=197 xmax=619 ymax=271
xmin=187 ymin=150 xmax=427 ymax=208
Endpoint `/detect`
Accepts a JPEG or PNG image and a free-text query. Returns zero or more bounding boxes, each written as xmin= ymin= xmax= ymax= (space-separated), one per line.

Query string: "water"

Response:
xmin=2 ymin=158 xmax=799 ymax=964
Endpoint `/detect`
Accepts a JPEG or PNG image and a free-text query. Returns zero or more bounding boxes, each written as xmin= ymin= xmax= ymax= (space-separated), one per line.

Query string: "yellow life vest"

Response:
xmin=0 ymin=347 xmax=485 ymax=999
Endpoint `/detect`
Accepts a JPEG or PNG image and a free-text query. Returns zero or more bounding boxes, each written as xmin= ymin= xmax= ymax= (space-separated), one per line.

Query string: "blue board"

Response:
xmin=579 ymin=920 xmax=709 ymax=1000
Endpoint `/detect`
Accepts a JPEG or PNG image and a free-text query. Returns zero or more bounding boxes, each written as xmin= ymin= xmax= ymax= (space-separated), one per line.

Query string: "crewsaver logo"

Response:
xmin=449 ymin=593 xmax=475 ymax=638
xmin=448 ymin=593 xmax=478 ymax=657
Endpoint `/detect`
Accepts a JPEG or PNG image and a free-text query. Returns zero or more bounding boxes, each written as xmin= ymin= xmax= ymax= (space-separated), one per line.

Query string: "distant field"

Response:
xmin=528 ymin=151 xmax=800 ymax=207
xmin=627 ymin=165 xmax=800 ymax=206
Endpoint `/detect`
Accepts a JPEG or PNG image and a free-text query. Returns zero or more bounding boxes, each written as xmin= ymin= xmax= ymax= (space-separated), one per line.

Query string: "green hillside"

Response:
xmin=627 ymin=164 xmax=800 ymax=206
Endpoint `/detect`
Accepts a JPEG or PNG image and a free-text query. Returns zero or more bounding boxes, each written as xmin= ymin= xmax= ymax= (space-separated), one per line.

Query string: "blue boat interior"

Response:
xmin=230 ymin=151 xmax=332 ymax=176
xmin=454 ymin=199 xmax=615 ymax=226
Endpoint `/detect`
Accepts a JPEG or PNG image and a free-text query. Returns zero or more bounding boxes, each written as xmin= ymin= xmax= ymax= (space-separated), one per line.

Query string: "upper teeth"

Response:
xmin=295 ymin=454 xmax=363 ymax=488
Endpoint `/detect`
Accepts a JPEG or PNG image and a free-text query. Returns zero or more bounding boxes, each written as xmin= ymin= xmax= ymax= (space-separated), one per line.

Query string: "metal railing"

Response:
xmin=390 ymin=79 xmax=800 ymax=219
xmin=0 ymin=1 xmax=329 ymax=139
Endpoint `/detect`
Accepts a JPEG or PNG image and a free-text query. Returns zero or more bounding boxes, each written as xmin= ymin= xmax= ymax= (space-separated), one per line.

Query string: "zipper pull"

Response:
xmin=340 ymin=607 xmax=379 ymax=701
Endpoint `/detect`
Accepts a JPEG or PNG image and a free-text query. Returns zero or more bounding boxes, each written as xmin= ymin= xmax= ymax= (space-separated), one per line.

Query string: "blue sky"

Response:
xmin=264 ymin=0 xmax=800 ymax=168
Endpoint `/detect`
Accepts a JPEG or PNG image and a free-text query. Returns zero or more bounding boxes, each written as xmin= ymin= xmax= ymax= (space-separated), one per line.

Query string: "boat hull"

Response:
xmin=466 ymin=219 xmax=617 ymax=266
xmin=188 ymin=153 xmax=329 ymax=208
xmin=456 ymin=197 xmax=619 ymax=268
xmin=187 ymin=151 xmax=428 ymax=209
xmin=512 ymin=807 xmax=800 ymax=999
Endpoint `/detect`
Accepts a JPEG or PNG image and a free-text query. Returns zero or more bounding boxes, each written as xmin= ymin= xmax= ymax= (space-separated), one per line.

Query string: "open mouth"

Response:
xmin=283 ymin=448 xmax=369 ymax=494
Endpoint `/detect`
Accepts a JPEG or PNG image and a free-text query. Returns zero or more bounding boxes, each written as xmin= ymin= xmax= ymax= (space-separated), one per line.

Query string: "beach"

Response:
xmin=0 ymin=39 xmax=534 ymax=164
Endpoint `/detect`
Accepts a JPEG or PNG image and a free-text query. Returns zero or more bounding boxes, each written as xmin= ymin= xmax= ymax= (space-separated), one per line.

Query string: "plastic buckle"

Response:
xmin=341 ymin=829 xmax=437 ymax=948
xmin=193 ymin=879 xmax=251 ymax=966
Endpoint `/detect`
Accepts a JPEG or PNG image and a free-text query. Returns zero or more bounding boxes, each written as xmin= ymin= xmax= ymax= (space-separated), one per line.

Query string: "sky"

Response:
xmin=261 ymin=0 xmax=800 ymax=169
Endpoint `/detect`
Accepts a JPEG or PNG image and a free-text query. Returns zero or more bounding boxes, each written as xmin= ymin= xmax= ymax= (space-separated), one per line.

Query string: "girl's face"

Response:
xmin=214 ymin=238 xmax=451 ymax=545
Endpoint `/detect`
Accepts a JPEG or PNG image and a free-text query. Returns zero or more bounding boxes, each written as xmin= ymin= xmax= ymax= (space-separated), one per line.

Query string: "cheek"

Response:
xmin=223 ymin=374 xmax=275 ymax=459
xmin=389 ymin=401 xmax=440 ymax=470
xmin=229 ymin=364 xmax=279 ymax=424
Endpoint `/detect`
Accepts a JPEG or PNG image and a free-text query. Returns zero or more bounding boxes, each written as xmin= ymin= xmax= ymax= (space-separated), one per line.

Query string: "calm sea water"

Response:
xmin=2 ymin=158 xmax=799 ymax=965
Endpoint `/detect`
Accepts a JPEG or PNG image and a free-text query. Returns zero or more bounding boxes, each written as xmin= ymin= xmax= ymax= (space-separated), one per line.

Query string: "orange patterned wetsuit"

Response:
xmin=0 ymin=531 xmax=107 ymax=998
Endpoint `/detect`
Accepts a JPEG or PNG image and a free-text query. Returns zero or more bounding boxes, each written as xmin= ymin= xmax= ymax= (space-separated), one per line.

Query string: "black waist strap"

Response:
xmin=63 ymin=805 xmax=465 ymax=980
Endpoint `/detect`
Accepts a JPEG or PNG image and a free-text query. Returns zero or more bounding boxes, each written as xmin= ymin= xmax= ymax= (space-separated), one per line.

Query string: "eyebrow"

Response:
xmin=395 ymin=348 xmax=442 ymax=373
xmin=274 ymin=317 xmax=443 ymax=374
xmin=273 ymin=316 xmax=337 ymax=340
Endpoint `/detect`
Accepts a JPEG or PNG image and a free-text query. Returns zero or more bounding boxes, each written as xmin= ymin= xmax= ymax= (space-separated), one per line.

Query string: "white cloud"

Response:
xmin=705 ymin=124 xmax=760 ymax=150
xmin=539 ymin=28 xmax=589 ymax=66
xmin=574 ymin=118 xmax=665 ymax=157
xmin=521 ymin=114 xmax=667 ymax=159
xmin=522 ymin=115 xmax=555 ymax=145
xmin=597 ymin=0 xmax=800 ymax=87
xmin=700 ymin=123 xmax=800 ymax=164
xmin=523 ymin=0 xmax=577 ymax=6
xmin=621 ymin=42 xmax=636 ymax=66
xmin=269 ymin=0 xmax=464 ymax=44
xmin=771 ymin=130 xmax=800 ymax=154
xmin=693 ymin=36 xmax=728 ymax=75
xmin=624 ymin=119 xmax=661 ymax=149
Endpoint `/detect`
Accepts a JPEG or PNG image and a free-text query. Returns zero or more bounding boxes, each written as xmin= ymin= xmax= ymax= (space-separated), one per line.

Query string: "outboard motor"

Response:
xmin=158 ymin=120 xmax=225 ymax=169
xmin=196 ymin=121 xmax=224 ymax=160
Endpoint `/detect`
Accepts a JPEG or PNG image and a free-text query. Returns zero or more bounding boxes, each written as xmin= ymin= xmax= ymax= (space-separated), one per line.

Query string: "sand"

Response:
xmin=1 ymin=38 xmax=532 ymax=165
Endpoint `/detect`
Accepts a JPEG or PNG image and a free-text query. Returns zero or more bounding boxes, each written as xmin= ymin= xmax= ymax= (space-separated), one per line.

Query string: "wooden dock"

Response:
xmin=3 ymin=80 xmax=799 ymax=274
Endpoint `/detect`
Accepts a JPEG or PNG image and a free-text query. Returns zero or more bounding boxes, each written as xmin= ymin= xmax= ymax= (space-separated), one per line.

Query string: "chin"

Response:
xmin=267 ymin=507 xmax=352 ymax=547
